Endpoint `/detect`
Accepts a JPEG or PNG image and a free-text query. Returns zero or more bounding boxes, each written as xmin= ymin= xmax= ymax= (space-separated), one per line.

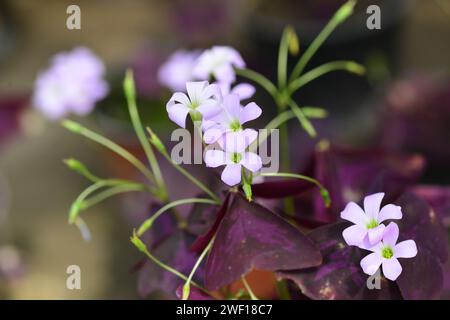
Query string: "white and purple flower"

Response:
xmin=32 ymin=47 xmax=109 ymax=120
xmin=360 ymin=222 xmax=417 ymax=281
xmin=203 ymin=93 xmax=262 ymax=148
xmin=193 ymin=46 xmax=245 ymax=84
xmin=341 ymin=192 xmax=402 ymax=248
xmin=166 ymin=81 xmax=222 ymax=128
xmin=158 ymin=49 xmax=200 ymax=92
xmin=204 ymin=144 xmax=262 ymax=186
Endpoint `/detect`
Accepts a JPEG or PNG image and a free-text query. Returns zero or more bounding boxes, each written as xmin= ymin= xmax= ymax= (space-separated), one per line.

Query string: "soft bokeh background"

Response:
xmin=0 ymin=0 xmax=449 ymax=299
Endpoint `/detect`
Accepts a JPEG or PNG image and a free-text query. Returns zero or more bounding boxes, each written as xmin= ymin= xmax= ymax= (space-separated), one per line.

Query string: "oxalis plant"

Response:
xmin=62 ymin=1 xmax=423 ymax=300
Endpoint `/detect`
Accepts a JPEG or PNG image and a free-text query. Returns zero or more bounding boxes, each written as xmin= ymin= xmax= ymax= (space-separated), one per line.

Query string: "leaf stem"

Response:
xmin=182 ymin=236 xmax=215 ymax=300
xmin=137 ymin=198 xmax=218 ymax=237
xmin=241 ymin=277 xmax=259 ymax=300
xmin=235 ymin=68 xmax=278 ymax=98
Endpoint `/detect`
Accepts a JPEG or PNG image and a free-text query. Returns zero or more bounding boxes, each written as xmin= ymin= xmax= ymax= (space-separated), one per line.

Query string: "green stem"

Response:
xmin=62 ymin=120 xmax=156 ymax=187
xmin=260 ymin=172 xmax=331 ymax=207
xmin=277 ymin=27 xmax=291 ymax=89
xmin=289 ymin=0 xmax=356 ymax=81
xmin=289 ymin=60 xmax=365 ymax=94
xmin=235 ymin=68 xmax=278 ymax=98
xmin=287 ymin=99 xmax=317 ymax=137
xmin=241 ymin=277 xmax=259 ymax=300
xmin=130 ymin=232 xmax=211 ymax=295
xmin=124 ymin=70 xmax=167 ymax=200
xmin=137 ymin=198 xmax=218 ymax=237
xmin=81 ymin=183 xmax=148 ymax=210
xmin=148 ymin=132 xmax=221 ymax=204
xmin=182 ymin=236 xmax=215 ymax=300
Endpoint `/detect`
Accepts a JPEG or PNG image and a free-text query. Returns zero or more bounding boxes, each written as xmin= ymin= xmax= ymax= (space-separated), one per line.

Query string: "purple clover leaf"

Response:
xmin=204 ymin=192 xmax=322 ymax=291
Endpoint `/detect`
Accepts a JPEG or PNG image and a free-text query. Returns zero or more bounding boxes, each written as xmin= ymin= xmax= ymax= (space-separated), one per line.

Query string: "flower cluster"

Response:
xmin=163 ymin=46 xmax=263 ymax=187
xmin=32 ymin=47 xmax=109 ymax=120
xmin=341 ymin=192 xmax=417 ymax=281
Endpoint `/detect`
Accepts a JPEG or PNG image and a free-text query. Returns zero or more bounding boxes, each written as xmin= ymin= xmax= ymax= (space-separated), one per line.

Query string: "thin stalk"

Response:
xmin=289 ymin=0 xmax=356 ymax=81
xmin=62 ymin=120 xmax=156 ymax=186
xmin=81 ymin=184 xmax=148 ymax=210
xmin=182 ymin=236 xmax=215 ymax=300
xmin=241 ymin=277 xmax=259 ymax=300
xmin=277 ymin=27 xmax=291 ymax=89
xmin=137 ymin=198 xmax=218 ymax=237
xmin=261 ymin=172 xmax=331 ymax=207
xmin=288 ymin=60 xmax=365 ymax=94
xmin=234 ymin=68 xmax=278 ymax=98
xmin=124 ymin=70 xmax=167 ymax=200
xmin=130 ymin=232 xmax=211 ymax=296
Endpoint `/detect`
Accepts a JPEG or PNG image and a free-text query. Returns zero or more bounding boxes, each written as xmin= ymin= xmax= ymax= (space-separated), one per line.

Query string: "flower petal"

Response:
xmin=340 ymin=202 xmax=367 ymax=226
xmin=197 ymin=99 xmax=221 ymax=120
xmin=382 ymin=258 xmax=402 ymax=281
xmin=218 ymin=129 xmax=257 ymax=153
xmin=204 ymin=150 xmax=228 ymax=168
xmin=241 ymin=152 xmax=262 ymax=173
xmin=342 ymin=225 xmax=367 ymax=246
xmin=231 ymin=83 xmax=255 ymax=100
xmin=214 ymin=63 xmax=235 ymax=84
xmin=167 ymin=103 xmax=190 ymax=128
xmin=382 ymin=222 xmax=399 ymax=247
xmin=240 ymin=102 xmax=262 ymax=124
xmin=378 ymin=204 xmax=402 ymax=223
xmin=221 ymin=164 xmax=242 ymax=186
xmin=203 ymin=126 xmax=226 ymax=144
xmin=169 ymin=92 xmax=190 ymax=106
xmin=394 ymin=240 xmax=418 ymax=258
xmin=360 ymin=252 xmax=383 ymax=276
xmin=186 ymin=81 xmax=207 ymax=103
xmin=223 ymin=94 xmax=241 ymax=119
xmin=367 ymin=224 xmax=385 ymax=246
xmin=364 ymin=192 xmax=385 ymax=220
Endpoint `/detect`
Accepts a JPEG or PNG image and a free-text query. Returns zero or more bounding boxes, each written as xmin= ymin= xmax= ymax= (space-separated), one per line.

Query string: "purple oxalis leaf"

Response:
xmin=252 ymin=179 xmax=314 ymax=199
xmin=204 ymin=192 xmax=322 ymax=291
xmin=277 ymin=222 xmax=402 ymax=300
xmin=411 ymin=185 xmax=450 ymax=227
xmin=279 ymin=192 xmax=449 ymax=300
xmin=297 ymin=146 xmax=425 ymax=224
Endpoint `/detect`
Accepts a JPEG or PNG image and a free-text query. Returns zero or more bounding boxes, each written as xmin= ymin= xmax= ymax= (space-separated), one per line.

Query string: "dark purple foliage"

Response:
xmin=204 ymin=192 xmax=322 ymax=291
xmin=296 ymin=146 xmax=425 ymax=224
xmin=278 ymin=192 xmax=449 ymax=300
xmin=138 ymin=230 xmax=199 ymax=299
xmin=411 ymin=185 xmax=450 ymax=227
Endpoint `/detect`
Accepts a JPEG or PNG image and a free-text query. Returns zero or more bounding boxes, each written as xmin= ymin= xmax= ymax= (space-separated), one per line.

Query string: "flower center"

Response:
xmin=230 ymin=152 xmax=242 ymax=164
xmin=366 ymin=219 xmax=379 ymax=229
xmin=381 ymin=246 xmax=394 ymax=259
xmin=229 ymin=120 xmax=242 ymax=132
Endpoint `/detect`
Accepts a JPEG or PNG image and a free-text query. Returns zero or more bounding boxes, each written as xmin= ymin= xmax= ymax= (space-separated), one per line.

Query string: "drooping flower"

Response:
xmin=341 ymin=192 xmax=402 ymax=248
xmin=360 ymin=222 xmax=417 ymax=281
xmin=166 ymin=81 xmax=222 ymax=128
xmin=158 ymin=50 xmax=200 ymax=92
xmin=193 ymin=46 xmax=245 ymax=84
xmin=203 ymin=94 xmax=261 ymax=146
xmin=32 ymin=47 xmax=109 ymax=120
xmin=204 ymin=138 xmax=261 ymax=186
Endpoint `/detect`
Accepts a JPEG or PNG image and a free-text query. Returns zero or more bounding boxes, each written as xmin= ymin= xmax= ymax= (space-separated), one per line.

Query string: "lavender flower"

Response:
xmin=341 ymin=193 xmax=402 ymax=248
xmin=158 ymin=50 xmax=200 ymax=92
xmin=203 ymin=94 xmax=261 ymax=147
xmin=32 ymin=47 xmax=109 ymax=120
xmin=360 ymin=222 xmax=417 ymax=281
xmin=204 ymin=145 xmax=262 ymax=186
xmin=166 ymin=81 xmax=222 ymax=128
xmin=193 ymin=46 xmax=245 ymax=84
